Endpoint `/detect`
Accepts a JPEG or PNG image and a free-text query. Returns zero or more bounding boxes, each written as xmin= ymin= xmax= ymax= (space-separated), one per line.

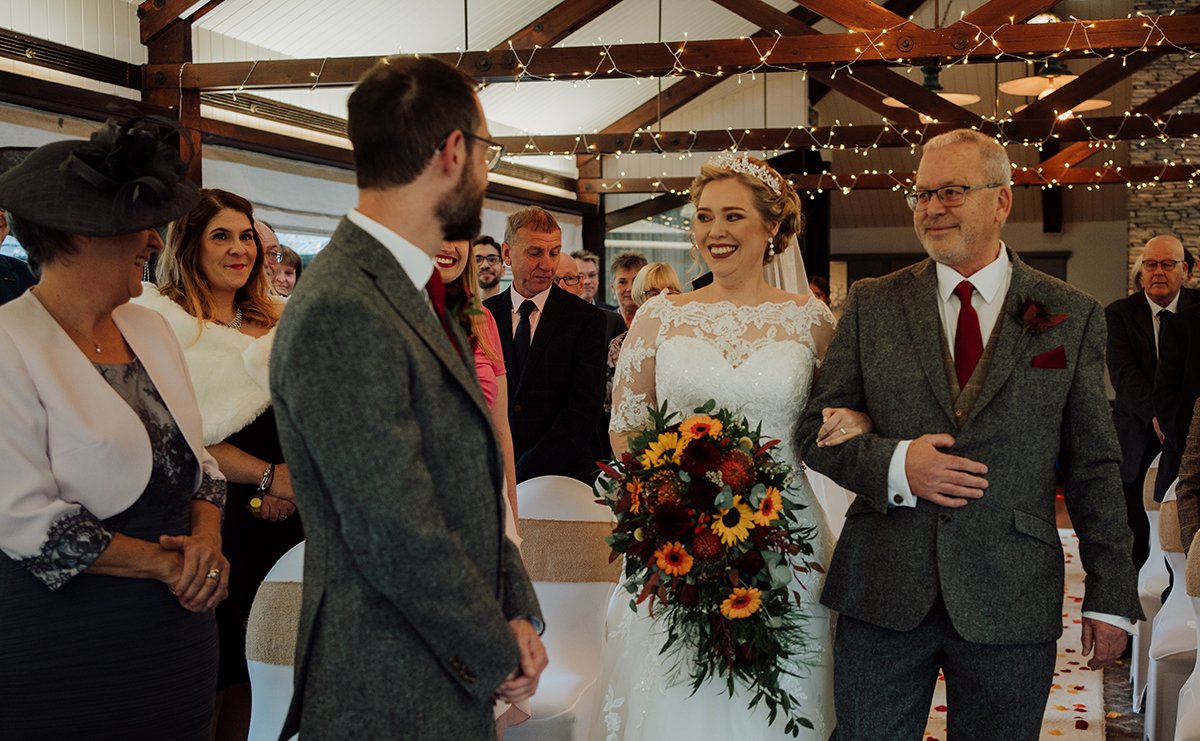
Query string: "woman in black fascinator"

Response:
xmin=0 ymin=118 xmax=228 ymax=739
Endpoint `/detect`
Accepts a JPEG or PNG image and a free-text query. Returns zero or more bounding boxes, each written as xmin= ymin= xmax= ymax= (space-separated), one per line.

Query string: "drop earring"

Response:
xmin=767 ymin=238 xmax=776 ymax=257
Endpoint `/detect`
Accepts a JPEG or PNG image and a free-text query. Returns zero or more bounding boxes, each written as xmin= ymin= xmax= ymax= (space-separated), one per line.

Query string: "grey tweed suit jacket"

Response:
xmin=798 ymin=251 xmax=1141 ymax=645
xmin=271 ymin=218 xmax=540 ymax=740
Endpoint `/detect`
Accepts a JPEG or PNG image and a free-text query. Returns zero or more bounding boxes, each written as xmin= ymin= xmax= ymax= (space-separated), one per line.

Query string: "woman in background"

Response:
xmin=604 ymin=262 xmax=683 ymax=415
xmin=272 ymin=244 xmax=302 ymax=297
xmin=436 ymin=237 xmax=528 ymax=734
xmin=138 ymin=188 xmax=301 ymax=740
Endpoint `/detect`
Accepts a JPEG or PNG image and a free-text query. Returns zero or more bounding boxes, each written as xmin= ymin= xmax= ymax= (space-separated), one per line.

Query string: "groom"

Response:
xmin=798 ymin=130 xmax=1141 ymax=739
xmin=271 ymin=57 xmax=545 ymax=738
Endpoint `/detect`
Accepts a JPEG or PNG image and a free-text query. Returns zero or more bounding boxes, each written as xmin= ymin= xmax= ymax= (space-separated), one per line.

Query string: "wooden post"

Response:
xmin=141 ymin=17 xmax=202 ymax=185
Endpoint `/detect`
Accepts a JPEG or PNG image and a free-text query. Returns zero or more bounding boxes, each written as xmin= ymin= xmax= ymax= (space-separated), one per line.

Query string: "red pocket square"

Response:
xmin=1031 ymin=345 xmax=1067 ymax=369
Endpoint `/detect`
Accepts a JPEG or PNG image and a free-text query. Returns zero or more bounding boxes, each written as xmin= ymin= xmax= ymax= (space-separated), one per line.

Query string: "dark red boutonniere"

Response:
xmin=1018 ymin=298 xmax=1068 ymax=334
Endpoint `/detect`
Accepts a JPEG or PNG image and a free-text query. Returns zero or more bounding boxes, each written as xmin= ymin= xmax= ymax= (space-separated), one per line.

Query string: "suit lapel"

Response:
xmin=965 ymin=252 xmax=1037 ymax=423
xmin=517 ymin=287 xmax=563 ymax=393
xmin=899 ymin=261 xmax=957 ymax=425
xmin=337 ymin=219 xmax=491 ymax=422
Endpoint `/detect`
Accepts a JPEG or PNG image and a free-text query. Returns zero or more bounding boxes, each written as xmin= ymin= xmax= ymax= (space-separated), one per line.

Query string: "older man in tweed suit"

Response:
xmin=271 ymin=58 xmax=544 ymax=740
xmin=799 ymin=130 xmax=1140 ymax=740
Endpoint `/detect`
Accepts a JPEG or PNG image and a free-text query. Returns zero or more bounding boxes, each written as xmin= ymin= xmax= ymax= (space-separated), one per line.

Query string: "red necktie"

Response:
xmin=424 ymin=275 xmax=463 ymax=361
xmin=953 ymin=280 xmax=983 ymax=389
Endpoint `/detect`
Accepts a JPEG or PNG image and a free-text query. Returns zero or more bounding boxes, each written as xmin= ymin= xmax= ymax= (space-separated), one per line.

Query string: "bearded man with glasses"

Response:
xmin=473 ymin=235 xmax=505 ymax=299
xmin=800 ymin=128 xmax=1140 ymax=739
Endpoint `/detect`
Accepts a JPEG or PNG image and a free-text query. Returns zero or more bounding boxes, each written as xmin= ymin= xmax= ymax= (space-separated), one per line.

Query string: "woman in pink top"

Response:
xmin=435 ymin=239 xmax=518 ymax=520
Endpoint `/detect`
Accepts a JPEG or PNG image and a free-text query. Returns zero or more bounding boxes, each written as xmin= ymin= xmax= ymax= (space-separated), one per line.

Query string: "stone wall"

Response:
xmin=1127 ymin=0 xmax=1200 ymax=290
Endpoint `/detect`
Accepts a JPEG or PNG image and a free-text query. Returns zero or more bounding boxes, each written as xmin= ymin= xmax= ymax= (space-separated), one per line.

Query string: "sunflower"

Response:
xmin=641 ymin=431 xmax=683 ymax=468
xmin=720 ymin=587 xmax=762 ymax=619
xmin=625 ymin=478 xmax=643 ymax=514
xmin=752 ymin=487 xmax=783 ymax=526
xmin=711 ymin=497 xmax=755 ymax=546
xmin=654 ymin=542 xmax=694 ymax=577
xmin=680 ymin=415 xmax=723 ymax=440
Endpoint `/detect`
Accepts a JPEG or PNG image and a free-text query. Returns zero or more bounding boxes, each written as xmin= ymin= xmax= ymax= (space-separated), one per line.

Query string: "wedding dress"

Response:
xmin=593 ymin=294 xmax=837 ymax=740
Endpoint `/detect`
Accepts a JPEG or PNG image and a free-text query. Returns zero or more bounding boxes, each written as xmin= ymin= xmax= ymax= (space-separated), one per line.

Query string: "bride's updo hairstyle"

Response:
xmin=689 ymin=153 xmax=803 ymax=264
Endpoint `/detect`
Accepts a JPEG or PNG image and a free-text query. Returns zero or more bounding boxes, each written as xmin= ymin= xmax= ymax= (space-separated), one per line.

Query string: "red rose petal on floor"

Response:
xmin=1075 ymin=720 xmax=1089 ymax=730
xmin=935 ymin=705 xmax=947 ymax=712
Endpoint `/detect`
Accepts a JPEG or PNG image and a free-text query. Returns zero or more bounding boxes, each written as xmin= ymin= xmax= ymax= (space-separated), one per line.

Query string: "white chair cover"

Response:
xmin=507 ymin=476 xmax=619 ymax=741
xmin=1134 ymin=458 xmax=1168 ymax=710
xmin=1146 ymin=499 xmax=1197 ymax=741
xmin=1176 ymin=532 xmax=1200 ymax=741
xmin=245 ymin=542 xmax=305 ymax=741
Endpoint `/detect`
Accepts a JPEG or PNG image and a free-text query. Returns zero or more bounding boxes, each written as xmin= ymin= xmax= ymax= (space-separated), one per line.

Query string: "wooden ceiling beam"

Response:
xmin=579 ymin=164 xmax=1200 ymax=193
xmin=497 ymin=0 xmax=625 ymax=50
xmin=1012 ymin=53 xmax=1155 ymax=120
xmin=851 ymin=66 xmax=982 ymax=124
xmin=138 ymin=0 xmax=228 ymax=43
xmin=960 ymin=0 xmax=1063 ymax=26
xmin=145 ymin=17 xmax=1200 ymax=90
xmin=808 ymin=68 xmax=922 ymax=123
xmin=497 ymin=113 xmax=1200 ymax=154
xmin=787 ymin=0 xmax=914 ymax=32
xmin=1138 ymin=68 xmax=1200 ymax=116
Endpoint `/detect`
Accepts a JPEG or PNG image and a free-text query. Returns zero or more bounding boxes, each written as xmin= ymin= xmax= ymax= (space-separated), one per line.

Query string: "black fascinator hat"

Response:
xmin=0 ymin=116 xmax=200 ymax=237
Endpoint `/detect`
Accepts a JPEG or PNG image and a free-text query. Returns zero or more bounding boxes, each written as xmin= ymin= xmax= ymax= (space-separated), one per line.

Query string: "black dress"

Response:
xmin=215 ymin=407 xmax=304 ymax=688
xmin=0 ymin=359 xmax=219 ymax=740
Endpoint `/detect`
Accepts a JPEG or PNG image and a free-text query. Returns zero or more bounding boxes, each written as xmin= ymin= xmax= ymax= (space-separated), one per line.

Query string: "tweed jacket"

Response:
xmin=1174 ymin=397 xmax=1200 ymax=557
xmin=798 ymin=252 xmax=1142 ymax=645
xmin=271 ymin=218 xmax=540 ymax=740
xmin=1106 ymin=286 xmax=1200 ymax=484
xmin=484 ymin=286 xmax=606 ymax=483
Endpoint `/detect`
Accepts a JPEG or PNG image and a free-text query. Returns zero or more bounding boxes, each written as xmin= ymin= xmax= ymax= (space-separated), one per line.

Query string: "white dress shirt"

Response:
xmin=347 ymin=209 xmax=436 ymax=311
xmin=1146 ymin=290 xmax=1180 ymax=356
xmin=883 ymin=245 xmax=1135 ymax=632
xmin=508 ymin=286 xmax=551 ymax=339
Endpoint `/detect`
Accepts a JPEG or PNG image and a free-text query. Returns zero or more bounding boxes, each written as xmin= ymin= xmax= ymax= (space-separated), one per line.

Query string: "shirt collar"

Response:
xmin=1145 ymin=290 xmax=1181 ymax=316
xmin=936 ymin=243 xmax=1010 ymax=305
xmin=347 ymin=209 xmax=435 ymax=290
xmin=510 ymin=285 xmax=552 ymax=314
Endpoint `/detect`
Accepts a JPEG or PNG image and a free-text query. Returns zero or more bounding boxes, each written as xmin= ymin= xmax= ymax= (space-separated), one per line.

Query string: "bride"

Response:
xmin=593 ymin=154 xmax=868 ymax=739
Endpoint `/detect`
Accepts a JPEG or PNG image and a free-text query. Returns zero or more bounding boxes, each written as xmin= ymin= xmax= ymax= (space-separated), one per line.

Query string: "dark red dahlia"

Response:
xmin=692 ymin=529 xmax=723 ymax=560
xmin=651 ymin=500 xmax=691 ymax=542
xmin=680 ymin=438 xmax=722 ymax=477
xmin=737 ymin=549 xmax=766 ymax=575
xmin=687 ymin=478 xmax=721 ymax=511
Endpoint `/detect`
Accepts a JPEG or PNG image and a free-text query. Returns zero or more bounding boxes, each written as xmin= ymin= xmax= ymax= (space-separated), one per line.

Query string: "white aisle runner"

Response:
xmin=923 ymin=529 xmax=1106 ymax=741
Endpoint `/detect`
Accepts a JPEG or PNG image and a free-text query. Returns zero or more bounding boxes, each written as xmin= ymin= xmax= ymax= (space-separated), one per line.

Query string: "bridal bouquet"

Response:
xmin=597 ymin=400 xmax=818 ymax=736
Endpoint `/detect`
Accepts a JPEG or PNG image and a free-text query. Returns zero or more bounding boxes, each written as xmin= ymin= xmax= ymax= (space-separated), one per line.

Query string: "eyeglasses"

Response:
xmin=465 ymin=133 xmax=505 ymax=171
xmin=643 ymin=288 xmax=675 ymax=299
xmin=553 ymin=275 xmax=582 ymax=286
xmin=265 ymin=250 xmax=283 ymax=264
xmin=1142 ymin=259 xmax=1182 ymax=272
xmin=906 ymin=182 xmax=1003 ymax=211
xmin=435 ymin=132 xmax=506 ymax=171
xmin=474 ymin=254 xmax=502 ymax=265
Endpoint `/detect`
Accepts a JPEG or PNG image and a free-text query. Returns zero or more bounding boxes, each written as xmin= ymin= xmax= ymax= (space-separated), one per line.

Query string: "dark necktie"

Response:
xmin=1157 ymin=308 xmax=1172 ymax=358
xmin=424 ymin=275 xmax=463 ymax=360
xmin=513 ymin=299 xmax=536 ymax=377
xmin=954 ymin=280 xmax=983 ymax=389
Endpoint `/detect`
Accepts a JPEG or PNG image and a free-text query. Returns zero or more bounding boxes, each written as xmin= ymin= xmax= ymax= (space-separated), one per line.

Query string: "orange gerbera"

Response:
xmin=680 ymin=415 xmax=723 ymax=440
xmin=654 ymin=542 xmax=694 ymax=577
xmin=720 ymin=587 xmax=762 ymax=619
xmin=752 ymin=487 xmax=783 ymax=526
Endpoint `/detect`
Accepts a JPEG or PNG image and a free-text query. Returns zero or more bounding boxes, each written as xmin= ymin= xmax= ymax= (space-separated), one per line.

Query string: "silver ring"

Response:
xmin=839 ymin=427 xmax=847 ymax=435
xmin=206 ymin=568 xmax=221 ymax=580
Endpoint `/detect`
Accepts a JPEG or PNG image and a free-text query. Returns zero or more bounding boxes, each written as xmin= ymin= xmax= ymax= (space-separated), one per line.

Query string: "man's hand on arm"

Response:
xmin=905 ymin=433 xmax=988 ymax=508
xmin=1081 ymin=616 xmax=1129 ymax=670
xmin=494 ymin=618 xmax=548 ymax=703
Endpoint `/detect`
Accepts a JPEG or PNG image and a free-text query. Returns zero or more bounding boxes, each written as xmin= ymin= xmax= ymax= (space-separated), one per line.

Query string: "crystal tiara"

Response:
xmin=710 ymin=151 xmax=782 ymax=196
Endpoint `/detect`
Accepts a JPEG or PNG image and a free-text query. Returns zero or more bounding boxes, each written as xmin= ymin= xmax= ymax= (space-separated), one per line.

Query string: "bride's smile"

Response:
xmin=692 ymin=178 xmax=777 ymax=278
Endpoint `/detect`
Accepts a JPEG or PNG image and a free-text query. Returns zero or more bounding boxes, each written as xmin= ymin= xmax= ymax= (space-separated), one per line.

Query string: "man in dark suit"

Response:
xmin=1154 ymin=290 xmax=1200 ymax=505
xmin=0 ymin=210 xmax=35 ymax=305
xmin=485 ymin=207 xmax=606 ymax=484
xmin=270 ymin=57 xmax=545 ymax=740
xmin=799 ymin=129 xmax=1140 ymax=739
xmin=1106 ymin=235 xmax=1198 ymax=565
xmin=572 ymin=249 xmax=617 ymax=311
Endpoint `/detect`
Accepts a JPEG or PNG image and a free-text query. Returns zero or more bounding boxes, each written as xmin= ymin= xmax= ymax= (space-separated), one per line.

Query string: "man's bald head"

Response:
xmin=1139 ymin=234 xmax=1190 ymax=308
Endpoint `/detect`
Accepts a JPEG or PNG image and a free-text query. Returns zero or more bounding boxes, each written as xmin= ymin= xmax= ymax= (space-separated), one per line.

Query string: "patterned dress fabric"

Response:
xmin=595 ymin=295 xmax=837 ymax=740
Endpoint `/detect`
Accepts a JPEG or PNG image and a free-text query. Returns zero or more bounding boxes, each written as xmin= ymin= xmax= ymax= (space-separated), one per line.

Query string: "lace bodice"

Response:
xmin=610 ymin=295 xmax=835 ymax=464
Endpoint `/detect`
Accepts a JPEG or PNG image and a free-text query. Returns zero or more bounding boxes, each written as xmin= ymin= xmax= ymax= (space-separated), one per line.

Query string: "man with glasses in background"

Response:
xmin=1107 ymin=236 xmax=1199 ymax=554
xmin=552 ymin=252 xmax=584 ymax=297
xmin=474 ymin=235 xmax=505 ymax=299
xmin=801 ymin=128 xmax=1139 ymax=739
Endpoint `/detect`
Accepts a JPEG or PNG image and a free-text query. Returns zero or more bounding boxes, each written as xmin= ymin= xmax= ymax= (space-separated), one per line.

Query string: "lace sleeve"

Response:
xmin=193 ymin=472 xmax=227 ymax=513
xmin=807 ymin=299 xmax=837 ymax=364
xmin=609 ymin=300 xmax=666 ymax=446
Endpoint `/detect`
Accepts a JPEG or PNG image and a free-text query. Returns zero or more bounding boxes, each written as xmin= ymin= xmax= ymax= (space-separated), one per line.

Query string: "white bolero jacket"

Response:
xmin=0 ymin=292 xmax=224 ymax=589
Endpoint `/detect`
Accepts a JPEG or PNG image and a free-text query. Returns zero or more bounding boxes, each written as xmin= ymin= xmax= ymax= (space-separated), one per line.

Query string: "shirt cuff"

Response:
xmin=1082 ymin=611 xmax=1137 ymax=635
xmin=515 ymin=615 xmax=545 ymax=635
xmin=887 ymin=440 xmax=916 ymax=508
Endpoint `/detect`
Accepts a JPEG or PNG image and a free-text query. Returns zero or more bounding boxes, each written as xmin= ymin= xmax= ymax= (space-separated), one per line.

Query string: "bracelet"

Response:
xmin=257 ymin=463 xmax=276 ymax=493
